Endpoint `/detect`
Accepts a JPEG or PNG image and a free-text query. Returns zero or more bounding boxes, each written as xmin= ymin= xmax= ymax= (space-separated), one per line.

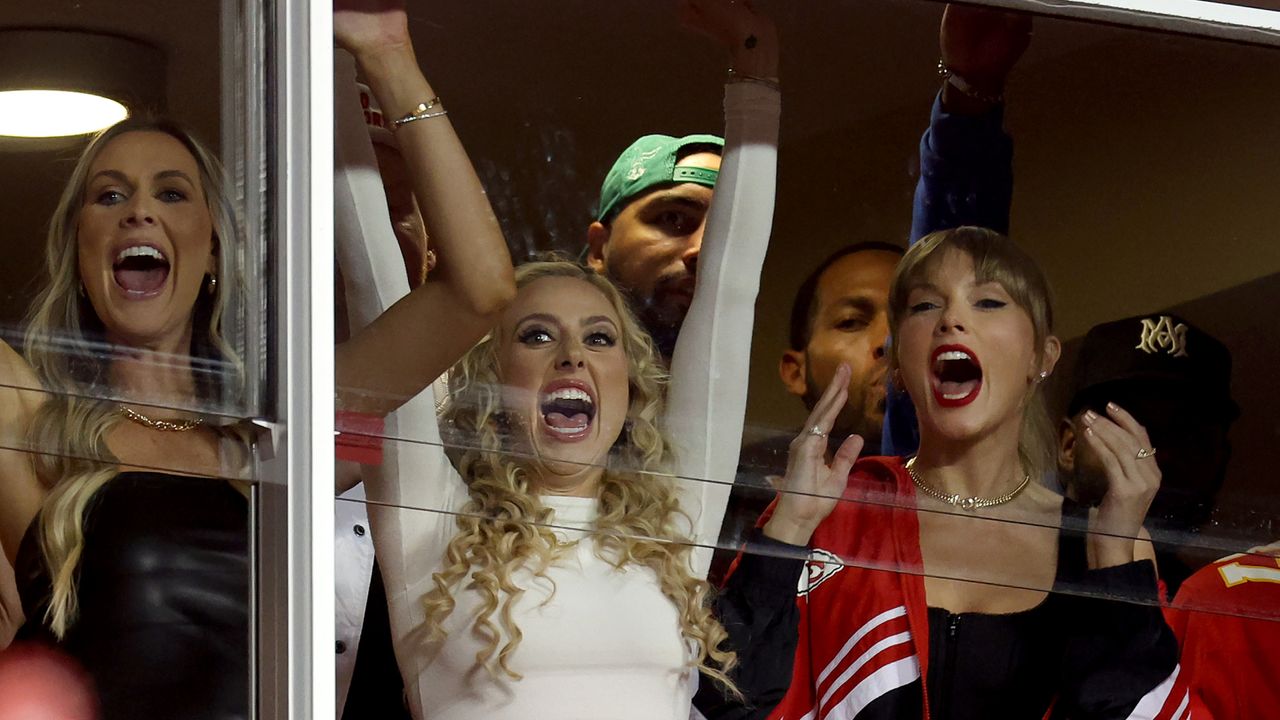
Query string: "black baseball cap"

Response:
xmin=1067 ymin=313 xmax=1239 ymax=422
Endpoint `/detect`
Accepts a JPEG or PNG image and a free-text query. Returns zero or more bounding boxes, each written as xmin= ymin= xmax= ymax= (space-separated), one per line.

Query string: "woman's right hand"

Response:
xmin=940 ymin=4 xmax=1032 ymax=93
xmin=764 ymin=364 xmax=864 ymax=546
xmin=1081 ymin=402 xmax=1162 ymax=568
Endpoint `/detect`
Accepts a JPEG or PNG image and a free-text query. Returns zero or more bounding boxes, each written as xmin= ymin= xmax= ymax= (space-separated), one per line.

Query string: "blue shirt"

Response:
xmin=881 ymin=92 xmax=1014 ymax=456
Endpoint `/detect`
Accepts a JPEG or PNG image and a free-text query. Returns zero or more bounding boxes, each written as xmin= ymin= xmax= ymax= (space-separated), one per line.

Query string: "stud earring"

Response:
xmin=206 ymin=274 xmax=218 ymax=296
xmin=1036 ymin=371 xmax=1049 ymax=383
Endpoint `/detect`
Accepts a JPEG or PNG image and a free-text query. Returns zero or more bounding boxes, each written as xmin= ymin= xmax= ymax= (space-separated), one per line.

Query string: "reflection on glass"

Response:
xmin=333 ymin=0 xmax=779 ymax=715
xmin=331 ymin=0 xmax=1279 ymax=718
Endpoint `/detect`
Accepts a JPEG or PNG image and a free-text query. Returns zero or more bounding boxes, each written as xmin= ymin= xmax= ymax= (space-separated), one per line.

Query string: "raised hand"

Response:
xmin=764 ymin=364 xmax=864 ymax=546
xmin=1080 ymin=402 xmax=1162 ymax=568
xmin=679 ymin=0 xmax=779 ymax=82
xmin=334 ymin=0 xmax=412 ymax=61
xmin=940 ymin=3 xmax=1032 ymax=94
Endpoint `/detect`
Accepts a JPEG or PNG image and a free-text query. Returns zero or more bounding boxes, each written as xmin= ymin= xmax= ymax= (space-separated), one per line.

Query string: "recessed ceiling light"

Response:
xmin=0 ymin=90 xmax=130 ymax=138
xmin=0 ymin=30 xmax=164 ymax=142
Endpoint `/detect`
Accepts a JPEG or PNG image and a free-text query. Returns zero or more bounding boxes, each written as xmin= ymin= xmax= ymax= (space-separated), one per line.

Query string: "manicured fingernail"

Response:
xmin=1107 ymin=402 xmax=1120 ymax=413
xmin=1083 ymin=410 xmax=1097 ymax=424
xmin=1084 ymin=426 xmax=1094 ymax=437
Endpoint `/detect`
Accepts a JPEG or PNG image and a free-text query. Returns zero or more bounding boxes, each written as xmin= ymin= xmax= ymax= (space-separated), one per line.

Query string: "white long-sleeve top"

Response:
xmin=334 ymin=76 xmax=779 ymax=720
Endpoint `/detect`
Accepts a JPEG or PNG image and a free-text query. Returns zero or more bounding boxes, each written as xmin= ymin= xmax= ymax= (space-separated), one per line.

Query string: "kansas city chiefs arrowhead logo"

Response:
xmin=799 ymin=548 xmax=844 ymax=596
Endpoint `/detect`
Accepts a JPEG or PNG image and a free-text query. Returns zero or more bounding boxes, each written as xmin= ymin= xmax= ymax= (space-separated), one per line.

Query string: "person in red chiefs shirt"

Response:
xmin=1163 ymin=541 xmax=1280 ymax=720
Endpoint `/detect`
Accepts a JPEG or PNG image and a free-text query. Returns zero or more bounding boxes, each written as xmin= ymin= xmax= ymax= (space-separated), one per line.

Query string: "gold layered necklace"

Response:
xmin=905 ymin=457 xmax=1030 ymax=511
xmin=117 ymin=404 xmax=205 ymax=432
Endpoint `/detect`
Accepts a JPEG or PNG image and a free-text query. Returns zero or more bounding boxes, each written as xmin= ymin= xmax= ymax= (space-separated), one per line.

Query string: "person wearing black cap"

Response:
xmin=1058 ymin=313 xmax=1238 ymax=593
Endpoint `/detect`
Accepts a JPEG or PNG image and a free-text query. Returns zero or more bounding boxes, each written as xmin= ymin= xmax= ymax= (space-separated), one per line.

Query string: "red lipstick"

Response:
xmin=930 ymin=344 xmax=983 ymax=408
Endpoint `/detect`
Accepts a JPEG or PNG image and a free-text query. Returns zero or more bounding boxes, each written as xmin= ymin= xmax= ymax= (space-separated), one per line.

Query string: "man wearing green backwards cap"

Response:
xmin=585 ymin=133 xmax=725 ymax=359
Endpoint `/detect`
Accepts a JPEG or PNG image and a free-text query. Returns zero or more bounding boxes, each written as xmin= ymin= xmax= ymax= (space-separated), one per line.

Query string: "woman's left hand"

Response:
xmin=1080 ymin=402 xmax=1161 ymax=567
xmin=678 ymin=0 xmax=779 ymax=82
xmin=334 ymin=0 xmax=412 ymax=61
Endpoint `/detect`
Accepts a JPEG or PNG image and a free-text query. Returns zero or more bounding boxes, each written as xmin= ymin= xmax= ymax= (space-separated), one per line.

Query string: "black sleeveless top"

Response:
xmin=924 ymin=497 xmax=1090 ymax=720
xmin=15 ymin=472 xmax=250 ymax=720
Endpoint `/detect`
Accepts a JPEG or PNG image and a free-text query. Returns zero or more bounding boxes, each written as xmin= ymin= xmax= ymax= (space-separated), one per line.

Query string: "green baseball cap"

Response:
xmin=595 ymin=133 xmax=724 ymax=223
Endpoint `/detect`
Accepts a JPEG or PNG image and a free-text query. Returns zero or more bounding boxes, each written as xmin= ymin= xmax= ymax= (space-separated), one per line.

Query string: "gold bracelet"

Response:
xmin=392 ymin=97 xmax=447 ymax=129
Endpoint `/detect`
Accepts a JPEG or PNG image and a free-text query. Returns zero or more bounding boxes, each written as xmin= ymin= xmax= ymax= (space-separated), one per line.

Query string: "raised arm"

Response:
xmin=910 ymin=4 xmax=1027 ymax=243
xmin=334 ymin=0 xmax=514 ymax=418
xmin=331 ymin=9 xmax=480 ymax=713
xmin=663 ymin=0 xmax=780 ymax=581
xmin=885 ymin=4 xmax=1029 ymax=456
xmin=0 ymin=341 xmax=46 ymax=566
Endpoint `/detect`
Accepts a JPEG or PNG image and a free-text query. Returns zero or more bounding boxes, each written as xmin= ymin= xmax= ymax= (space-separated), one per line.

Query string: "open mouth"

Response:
xmin=538 ymin=381 xmax=596 ymax=441
xmin=931 ymin=345 xmax=983 ymax=407
xmin=112 ymin=245 xmax=170 ymax=297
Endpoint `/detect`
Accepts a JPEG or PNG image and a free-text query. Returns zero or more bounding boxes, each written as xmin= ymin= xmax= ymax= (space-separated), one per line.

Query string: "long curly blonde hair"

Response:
xmin=24 ymin=117 xmax=246 ymax=638
xmin=423 ymin=260 xmax=737 ymax=690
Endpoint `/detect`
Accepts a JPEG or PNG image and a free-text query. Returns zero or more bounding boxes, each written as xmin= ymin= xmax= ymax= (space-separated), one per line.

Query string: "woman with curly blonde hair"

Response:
xmin=441 ymin=261 xmax=734 ymax=680
xmin=339 ymin=0 xmax=780 ymax=715
xmin=362 ymin=255 xmax=773 ymax=719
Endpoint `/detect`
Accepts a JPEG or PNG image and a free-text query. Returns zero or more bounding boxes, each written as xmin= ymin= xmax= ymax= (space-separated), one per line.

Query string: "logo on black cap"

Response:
xmin=1136 ymin=315 xmax=1189 ymax=358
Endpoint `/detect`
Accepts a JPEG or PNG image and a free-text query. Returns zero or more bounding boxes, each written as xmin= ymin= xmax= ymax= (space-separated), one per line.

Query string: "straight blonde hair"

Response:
xmin=887 ymin=226 xmax=1057 ymax=481
xmin=25 ymin=117 xmax=246 ymax=638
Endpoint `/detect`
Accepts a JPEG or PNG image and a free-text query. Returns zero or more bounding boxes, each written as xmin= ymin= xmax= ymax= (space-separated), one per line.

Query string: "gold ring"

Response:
xmin=806 ymin=426 xmax=829 ymax=439
xmin=1136 ymin=447 xmax=1156 ymax=460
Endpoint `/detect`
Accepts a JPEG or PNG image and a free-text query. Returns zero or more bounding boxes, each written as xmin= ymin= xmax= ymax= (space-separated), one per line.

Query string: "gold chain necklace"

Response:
xmin=117 ymin=404 xmax=205 ymax=432
xmin=905 ymin=457 xmax=1030 ymax=511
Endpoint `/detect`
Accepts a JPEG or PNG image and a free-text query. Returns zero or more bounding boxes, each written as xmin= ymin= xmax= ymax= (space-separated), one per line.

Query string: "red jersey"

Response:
xmin=1164 ymin=552 xmax=1280 ymax=720
xmin=767 ymin=456 xmax=1189 ymax=720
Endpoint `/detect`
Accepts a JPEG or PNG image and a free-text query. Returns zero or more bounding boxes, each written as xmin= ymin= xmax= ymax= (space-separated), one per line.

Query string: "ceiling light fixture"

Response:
xmin=0 ymin=90 xmax=130 ymax=138
xmin=0 ymin=30 xmax=165 ymax=139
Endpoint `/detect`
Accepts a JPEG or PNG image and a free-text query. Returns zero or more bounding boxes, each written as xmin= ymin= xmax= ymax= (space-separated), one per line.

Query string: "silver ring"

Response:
xmin=1136 ymin=447 xmax=1156 ymax=460
xmin=806 ymin=426 xmax=829 ymax=439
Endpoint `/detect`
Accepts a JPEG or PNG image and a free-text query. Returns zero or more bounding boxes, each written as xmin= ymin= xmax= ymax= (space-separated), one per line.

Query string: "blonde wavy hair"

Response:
xmin=24 ymin=117 xmax=246 ymax=638
xmin=887 ymin=226 xmax=1057 ymax=481
xmin=423 ymin=260 xmax=737 ymax=690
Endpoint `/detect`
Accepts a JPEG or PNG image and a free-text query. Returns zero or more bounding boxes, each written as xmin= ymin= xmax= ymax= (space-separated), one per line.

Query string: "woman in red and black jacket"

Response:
xmin=700 ymin=227 xmax=1186 ymax=720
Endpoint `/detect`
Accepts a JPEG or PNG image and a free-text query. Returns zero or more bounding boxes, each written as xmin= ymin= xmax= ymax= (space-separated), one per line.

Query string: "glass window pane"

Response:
xmin=331 ymin=2 xmax=1279 ymax=720
xmin=0 ymin=1 xmax=268 ymax=718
